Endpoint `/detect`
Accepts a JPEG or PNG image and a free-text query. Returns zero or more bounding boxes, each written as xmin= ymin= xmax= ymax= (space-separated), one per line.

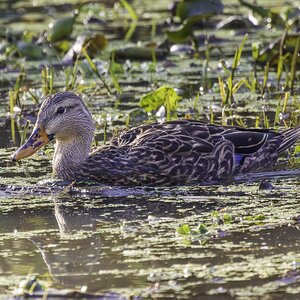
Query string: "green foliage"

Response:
xmin=9 ymin=67 xmax=25 ymax=144
xmin=238 ymin=0 xmax=283 ymax=24
xmin=48 ymin=16 xmax=75 ymax=43
xmin=167 ymin=0 xmax=223 ymax=45
xmin=82 ymin=48 xmax=111 ymax=95
xmin=17 ymin=120 xmax=30 ymax=146
xmin=166 ymin=15 xmax=206 ymax=44
xmin=195 ymin=223 xmax=208 ymax=234
xmin=120 ymin=0 xmax=138 ymax=42
xmin=175 ymin=0 xmax=223 ymax=22
xmin=176 ymin=224 xmax=191 ymax=235
xmin=290 ymin=36 xmax=300 ymax=92
xmin=109 ymin=51 xmax=123 ymax=94
xmin=211 ymin=211 xmax=233 ymax=224
xmin=176 ymin=223 xmax=208 ymax=236
xmin=139 ymin=86 xmax=181 ymax=120
xmin=41 ymin=65 xmax=54 ymax=96
xmin=218 ymin=76 xmax=226 ymax=105
xmin=9 ymin=90 xmax=16 ymax=145
xmin=124 ymin=22 xmax=137 ymax=42
xmin=252 ymin=42 xmax=260 ymax=61
xmin=120 ymin=0 xmax=138 ymax=20
xmin=223 ymin=213 xmax=232 ymax=224
xmin=65 ymin=53 xmax=80 ymax=90
xmin=244 ymin=214 xmax=266 ymax=222
xmin=261 ymin=62 xmax=269 ymax=97
xmin=84 ymin=34 xmax=108 ymax=57
xmin=233 ymin=34 xmax=247 ymax=70
xmin=114 ymin=46 xmax=167 ymax=61
xmin=16 ymin=41 xmax=44 ymax=60
xmin=219 ymin=34 xmax=248 ymax=104
xmin=294 ymin=145 xmax=300 ymax=156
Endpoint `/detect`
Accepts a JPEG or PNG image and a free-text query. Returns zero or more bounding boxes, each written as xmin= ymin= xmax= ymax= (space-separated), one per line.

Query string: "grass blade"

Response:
xmin=120 ymin=0 xmax=138 ymax=20
xmin=82 ymin=48 xmax=111 ymax=95
xmin=218 ymin=76 xmax=226 ymax=105
xmin=9 ymin=90 xmax=16 ymax=144
xmin=290 ymin=36 xmax=300 ymax=93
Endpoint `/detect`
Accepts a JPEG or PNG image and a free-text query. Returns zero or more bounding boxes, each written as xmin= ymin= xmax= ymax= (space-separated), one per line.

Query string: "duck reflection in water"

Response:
xmin=27 ymin=190 xmax=206 ymax=295
xmin=29 ymin=195 xmax=102 ymax=290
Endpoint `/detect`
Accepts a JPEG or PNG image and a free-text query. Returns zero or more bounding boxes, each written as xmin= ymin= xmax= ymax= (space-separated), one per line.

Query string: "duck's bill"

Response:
xmin=11 ymin=126 xmax=54 ymax=162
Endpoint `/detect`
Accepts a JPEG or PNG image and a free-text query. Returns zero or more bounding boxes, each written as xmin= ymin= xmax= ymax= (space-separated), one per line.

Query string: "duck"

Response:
xmin=11 ymin=91 xmax=300 ymax=186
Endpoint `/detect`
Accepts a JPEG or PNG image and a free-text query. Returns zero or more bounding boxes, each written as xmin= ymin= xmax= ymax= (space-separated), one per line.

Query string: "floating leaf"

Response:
xmin=216 ymin=15 xmax=255 ymax=30
xmin=223 ymin=214 xmax=232 ymax=224
xmin=139 ymin=86 xmax=181 ymax=113
xmin=238 ymin=0 xmax=270 ymax=18
xmin=17 ymin=41 xmax=44 ymax=59
xmin=176 ymin=0 xmax=223 ymax=22
xmin=294 ymin=145 xmax=300 ymax=155
xmin=195 ymin=223 xmax=208 ymax=234
xmin=114 ymin=46 xmax=167 ymax=60
xmin=254 ymin=215 xmax=265 ymax=221
xmin=238 ymin=0 xmax=283 ymax=25
xmin=166 ymin=15 xmax=204 ymax=43
xmin=176 ymin=224 xmax=191 ymax=235
xmin=211 ymin=211 xmax=219 ymax=218
xmin=48 ymin=16 xmax=75 ymax=42
xmin=167 ymin=0 xmax=223 ymax=43
xmin=62 ymin=34 xmax=107 ymax=63
xmin=257 ymin=34 xmax=300 ymax=66
xmin=85 ymin=34 xmax=107 ymax=56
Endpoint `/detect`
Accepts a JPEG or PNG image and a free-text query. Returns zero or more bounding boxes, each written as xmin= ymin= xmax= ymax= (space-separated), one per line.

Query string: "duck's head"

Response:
xmin=11 ymin=91 xmax=95 ymax=162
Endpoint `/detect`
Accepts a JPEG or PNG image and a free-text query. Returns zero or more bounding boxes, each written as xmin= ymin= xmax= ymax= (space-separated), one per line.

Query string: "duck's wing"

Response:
xmin=82 ymin=121 xmax=236 ymax=185
xmin=218 ymin=126 xmax=300 ymax=173
xmin=82 ymin=121 xmax=300 ymax=185
xmin=277 ymin=126 xmax=300 ymax=154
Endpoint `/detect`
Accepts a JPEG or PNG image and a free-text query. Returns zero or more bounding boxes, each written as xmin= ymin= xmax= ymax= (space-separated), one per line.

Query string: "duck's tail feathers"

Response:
xmin=278 ymin=126 xmax=300 ymax=154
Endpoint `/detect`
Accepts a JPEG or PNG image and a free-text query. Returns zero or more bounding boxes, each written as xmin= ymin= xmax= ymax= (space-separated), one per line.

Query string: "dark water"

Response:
xmin=1 ymin=0 xmax=300 ymax=299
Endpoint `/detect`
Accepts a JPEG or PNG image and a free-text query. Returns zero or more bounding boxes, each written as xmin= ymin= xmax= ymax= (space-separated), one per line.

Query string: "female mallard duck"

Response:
xmin=11 ymin=92 xmax=300 ymax=185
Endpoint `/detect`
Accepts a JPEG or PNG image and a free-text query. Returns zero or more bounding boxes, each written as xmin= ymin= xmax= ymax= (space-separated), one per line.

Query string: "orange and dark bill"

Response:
xmin=11 ymin=126 xmax=54 ymax=162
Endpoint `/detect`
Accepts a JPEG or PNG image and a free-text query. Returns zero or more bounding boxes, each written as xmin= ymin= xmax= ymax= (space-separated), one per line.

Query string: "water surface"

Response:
xmin=0 ymin=0 xmax=300 ymax=299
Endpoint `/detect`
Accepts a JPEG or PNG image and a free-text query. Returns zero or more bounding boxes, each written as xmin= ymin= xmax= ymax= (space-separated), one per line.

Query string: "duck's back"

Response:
xmin=79 ymin=120 xmax=299 ymax=185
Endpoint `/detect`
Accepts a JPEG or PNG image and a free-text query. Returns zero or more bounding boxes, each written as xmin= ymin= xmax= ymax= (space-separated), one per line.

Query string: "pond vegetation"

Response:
xmin=0 ymin=0 xmax=300 ymax=299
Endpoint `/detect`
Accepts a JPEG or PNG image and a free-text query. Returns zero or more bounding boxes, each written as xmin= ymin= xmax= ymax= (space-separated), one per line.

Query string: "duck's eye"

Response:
xmin=56 ymin=106 xmax=66 ymax=114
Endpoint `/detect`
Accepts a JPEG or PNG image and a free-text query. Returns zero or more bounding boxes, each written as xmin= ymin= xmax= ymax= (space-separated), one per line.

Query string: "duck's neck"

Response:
xmin=52 ymin=133 xmax=93 ymax=180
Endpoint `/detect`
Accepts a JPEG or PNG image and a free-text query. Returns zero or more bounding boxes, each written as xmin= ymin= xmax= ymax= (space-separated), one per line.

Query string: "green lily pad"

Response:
xmin=238 ymin=0 xmax=283 ymax=25
xmin=166 ymin=15 xmax=205 ymax=43
xmin=195 ymin=223 xmax=208 ymax=234
xmin=167 ymin=0 xmax=223 ymax=43
xmin=257 ymin=34 xmax=300 ymax=65
xmin=62 ymin=34 xmax=107 ymax=63
xmin=176 ymin=0 xmax=224 ymax=22
xmin=17 ymin=41 xmax=44 ymax=59
xmin=48 ymin=16 xmax=75 ymax=43
xmin=176 ymin=224 xmax=191 ymax=235
xmin=139 ymin=86 xmax=181 ymax=113
xmin=114 ymin=46 xmax=167 ymax=61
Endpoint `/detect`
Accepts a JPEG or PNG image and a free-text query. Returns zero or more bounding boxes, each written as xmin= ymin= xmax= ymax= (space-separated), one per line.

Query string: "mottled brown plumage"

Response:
xmin=11 ymin=92 xmax=300 ymax=186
